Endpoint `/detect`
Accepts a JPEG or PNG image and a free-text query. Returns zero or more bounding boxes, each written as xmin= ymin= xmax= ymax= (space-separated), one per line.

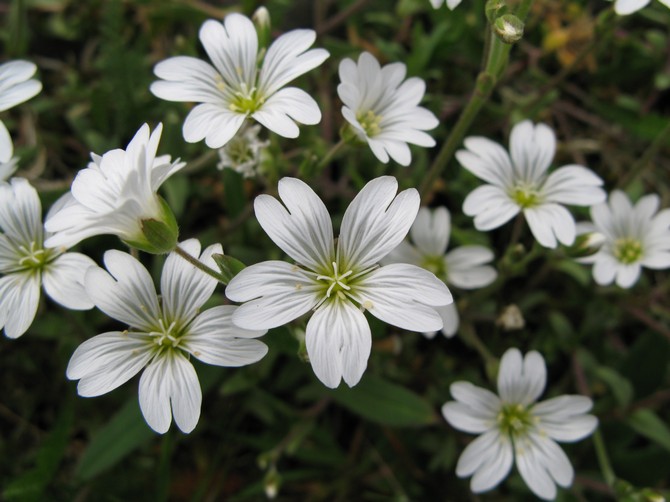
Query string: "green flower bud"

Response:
xmin=565 ymin=232 xmax=605 ymax=258
xmin=253 ymin=6 xmax=271 ymax=49
xmin=493 ymin=14 xmax=524 ymax=44
xmin=123 ymin=196 xmax=179 ymax=254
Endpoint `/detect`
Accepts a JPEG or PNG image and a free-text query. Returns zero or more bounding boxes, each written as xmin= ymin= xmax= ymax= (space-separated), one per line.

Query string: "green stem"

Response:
xmin=593 ymin=429 xmax=617 ymax=487
xmin=174 ymin=245 xmax=228 ymax=284
xmin=460 ymin=321 xmax=497 ymax=368
xmin=316 ymin=139 xmax=346 ymax=172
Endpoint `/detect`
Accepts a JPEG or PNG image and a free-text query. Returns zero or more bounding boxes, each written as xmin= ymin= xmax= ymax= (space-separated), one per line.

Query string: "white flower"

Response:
xmin=150 ymin=13 xmax=329 ymax=149
xmin=383 ymin=207 xmax=496 ymax=337
xmin=226 ymin=176 xmax=452 ymax=388
xmin=442 ymin=348 xmax=598 ymax=500
xmin=337 ymin=52 xmax=438 ymax=166
xmin=0 ymin=178 xmax=95 ymax=339
xmin=217 ymin=124 xmax=269 ymax=178
xmin=0 ymin=60 xmax=42 ymax=163
xmin=430 ymin=0 xmax=464 ymax=9
xmin=44 ymin=123 xmax=185 ymax=253
xmin=578 ymin=190 xmax=670 ymax=288
xmin=610 ymin=0 xmax=670 ymax=15
xmin=457 ymin=120 xmax=606 ymax=248
xmin=66 ymin=239 xmax=268 ymax=434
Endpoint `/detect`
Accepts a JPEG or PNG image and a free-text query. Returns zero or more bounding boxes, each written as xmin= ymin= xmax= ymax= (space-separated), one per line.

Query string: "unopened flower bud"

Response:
xmin=485 ymin=0 xmax=506 ymax=23
xmin=496 ymin=304 xmax=525 ymax=331
xmin=493 ymin=14 xmax=524 ymax=44
xmin=263 ymin=467 xmax=281 ymax=499
xmin=253 ymin=7 xmax=272 ymax=49
xmin=566 ymin=231 xmax=606 ymax=258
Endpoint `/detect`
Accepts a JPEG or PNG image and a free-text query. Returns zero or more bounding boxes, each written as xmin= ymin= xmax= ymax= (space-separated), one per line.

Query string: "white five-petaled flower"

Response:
xmin=383 ymin=207 xmax=496 ymax=338
xmin=0 ymin=178 xmax=95 ymax=339
xmin=457 ymin=120 xmax=606 ymax=248
xmin=66 ymin=239 xmax=268 ymax=434
xmin=226 ymin=176 xmax=452 ymax=388
xmin=578 ymin=190 xmax=670 ymax=288
xmin=150 ymin=13 xmax=329 ymax=149
xmin=44 ymin=123 xmax=184 ymax=253
xmin=337 ymin=52 xmax=438 ymax=166
xmin=442 ymin=348 xmax=598 ymax=500
xmin=430 ymin=0 xmax=464 ymax=9
xmin=0 ymin=60 xmax=42 ymax=164
xmin=610 ymin=0 xmax=670 ymax=15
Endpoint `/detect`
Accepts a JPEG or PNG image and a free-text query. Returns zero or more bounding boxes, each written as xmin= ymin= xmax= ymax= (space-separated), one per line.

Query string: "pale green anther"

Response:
xmin=497 ymin=403 xmax=534 ymax=436
xmin=152 ymin=319 xmax=183 ymax=349
xmin=614 ymin=237 xmax=643 ymax=264
xmin=17 ymin=242 xmax=52 ymax=270
xmin=229 ymin=84 xmax=265 ymax=114
xmin=316 ymin=261 xmax=353 ymax=298
xmin=510 ymin=185 xmax=540 ymax=208
xmin=357 ymin=110 xmax=383 ymax=137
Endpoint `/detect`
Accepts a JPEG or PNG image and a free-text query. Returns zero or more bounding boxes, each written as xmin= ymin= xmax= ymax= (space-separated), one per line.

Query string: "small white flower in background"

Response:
xmin=150 ymin=13 xmax=329 ymax=149
xmin=0 ymin=178 xmax=95 ymax=339
xmin=430 ymin=0 xmax=464 ymax=9
xmin=578 ymin=190 xmax=670 ymax=288
xmin=226 ymin=176 xmax=452 ymax=388
xmin=383 ymin=207 xmax=496 ymax=338
xmin=66 ymin=239 xmax=268 ymax=434
xmin=442 ymin=348 xmax=598 ymax=500
xmin=457 ymin=120 xmax=606 ymax=248
xmin=337 ymin=52 xmax=438 ymax=166
xmin=44 ymin=123 xmax=184 ymax=254
xmin=610 ymin=0 xmax=670 ymax=15
xmin=217 ymin=124 xmax=269 ymax=178
xmin=0 ymin=60 xmax=42 ymax=163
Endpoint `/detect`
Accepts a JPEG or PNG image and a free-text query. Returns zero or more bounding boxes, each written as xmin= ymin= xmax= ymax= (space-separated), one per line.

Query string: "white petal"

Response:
xmin=182 ymin=103 xmax=246 ymax=148
xmin=161 ymin=239 xmax=221 ymax=323
xmin=524 ymin=204 xmax=576 ymax=248
xmin=515 ymin=433 xmax=574 ymax=499
xmin=450 ymin=381 xmax=501 ymax=415
xmin=0 ymin=271 xmax=40 ymax=338
xmin=86 ymin=250 xmax=161 ymax=331
xmin=339 ymin=176 xmax=420 ymax=271
xmin=446 ymin=246 xmax=497 ymax=289
xmin=437 ymin=302 xmax=459 ymax=337
xmin=227 ymin=261 xmax=320 ymax=330
xmin=0 ymin=77 xmax=42 ymax=112
xmin=0 ymin=121 xmax=12 ymax=163
xmin=463 ymin=185 xmax=520 ymax=231
xmin=442 ymin=399 xmax=495 ymax=433
xmin=615 ymin=0 xmax=651 ymax=15
xmin=305 ymin=299 xmax=371 ymax=388
xmin=509 ymin=121 xmax=555 ymax=183
xmin=254 ymin=87 xmax=322 ymax=129
xmin=456 ymin=429 xmax=513 ymax=494
xmin=42 ymin=252 xmax=96 ymax=310
xmin=150 ymin=56 xmax=223 ymax=103
xmin=67 ymin=331 xmax=152 ymax=397
xmin=355 ymin=263 xmax=452 ymax=332
xmin=591 ymin=253 xmax=618 ymax=285
xmin=381 ymin=240 xmax=423 ymax=267
xmin=615 ymin=263 xmax=641 ymax=288
xmin=410 ymin=207 xmax=450 ymax=256
xmin=542 ymin=165 xmax=606 ymax=206
xmin=183 ymin=305 xmax=268 ymax=366
xmin=0 ymin=177 xmax=42 ymax=247
xmin=497 ymin=348 xmax=546 ymax=406
xmin=456 ymin=136 xmax=514 ymax=188
xmin=253 ymin=177 xmax=334 ymax=271
xmin=139 ymin=352 xmax=202 ymax=434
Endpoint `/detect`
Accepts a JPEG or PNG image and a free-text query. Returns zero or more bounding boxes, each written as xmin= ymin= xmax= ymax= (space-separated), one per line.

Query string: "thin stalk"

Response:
xmin=316 ymin=139 xmax=346 ymax=172
xmin=460 ymin=321 xmax=497 ymax=368
xmin=618 ymin=119 xmax=670 ymax=188
xmin=174 ymin=245 xmax=228 ymax=284
xmin=593 ymin=429 xmax=617 ymax=487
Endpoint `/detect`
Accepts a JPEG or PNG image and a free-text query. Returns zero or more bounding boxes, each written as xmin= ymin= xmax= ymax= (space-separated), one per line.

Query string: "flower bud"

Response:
xmin=253 ymin=6 xmax=272 ymax=49
xmin=263 ymin=467 xmax=281 ymax=499
xmin=565 ymin=231 xmax=605 ymax=258
xmin=493 ymin=14 xmax=524 ymax=44
xmin=496 ymin=304 xmax=525 ymax=331
xmin=485 ymin=0 xmax=506 ymax=24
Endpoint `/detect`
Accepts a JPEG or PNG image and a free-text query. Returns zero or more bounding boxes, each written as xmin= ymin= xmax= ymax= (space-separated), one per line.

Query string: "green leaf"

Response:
xmin=212 ymin=253 xmax=246 ymax=284
xmin=3 ymin=398 xmax=74 ymax=501
xmin=595 ymin=366 xmax=634 ymax=407
xmin=626 ymin=409 xmax=670 ymax=454
xmin=75 ymin=399 xmax=154 ymax=481
xmin=327 ymin=375 xmax=437 ymax=427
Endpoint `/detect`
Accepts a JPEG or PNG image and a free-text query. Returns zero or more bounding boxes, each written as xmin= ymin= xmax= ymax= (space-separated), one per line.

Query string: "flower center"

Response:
xmin=229 ymin=82 xmax=265 ymax=114
xmin=614 ymin=237 xmax=643 ymax=264
xmin=497 ymin=403 xmax=534 ymax=437
xmin=510 ymin=183 xmax=541 ymax=208
xmin=316 ymin=261 xmax=354 ymax=300
xmin=151 ymin=319 xmax=184 ymax=349
xmin=17 ymin=241 xmax=53 ymax=270
xmin=357 ymin=110 xmax=383 ymax=137
xmin=421 ymin=255 xmax=447 ymax=280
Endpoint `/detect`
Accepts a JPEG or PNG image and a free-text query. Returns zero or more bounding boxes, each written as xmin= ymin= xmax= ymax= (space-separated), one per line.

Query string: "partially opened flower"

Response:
xmin=457 ymin=120 xmax=606 ymax=248
xmin=66 ymin=239 xmax=268 ymax=434
xmin=610 ymin=0 xmax=670 ymax=15
xmin=337 ymin=52 xmax=438 ymax=166
xmin=226 ymin=176 xmax=452 ymax=388
xmin=44 ymin=123 xmax=184 ymax=254
xmin=0 ymin=178 xmax=95 ymax=339
xmin=217 ymin=124 xmax=269 ymax=178
xmin=0 ymin=60 xmax=42 ymax=163
xmin=383 ymin=207 xmax=496 ymax=337
xmin=430 ymin=0 xmax=464 ymax=9
xmin=150 ymin=13 xmax=329 ymax=149
xmin=442 ymin=348 xmax=598 ymax=500
xmin=578 ymin=190 xmax=670 ymax=288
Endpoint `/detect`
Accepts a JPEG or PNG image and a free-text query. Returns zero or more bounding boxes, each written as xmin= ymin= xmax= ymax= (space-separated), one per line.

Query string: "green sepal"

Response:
xmin=122 ymin=196 xmax=179 ymax=254
xmin=212 ymin=253 xmax=246 ymax=284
